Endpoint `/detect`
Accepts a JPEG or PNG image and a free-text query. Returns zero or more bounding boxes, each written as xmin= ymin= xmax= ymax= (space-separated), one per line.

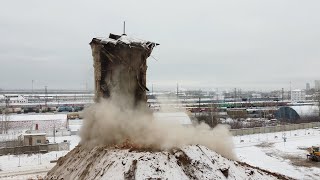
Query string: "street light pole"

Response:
xmin=18 ymin=154 xmax=21 ymax=167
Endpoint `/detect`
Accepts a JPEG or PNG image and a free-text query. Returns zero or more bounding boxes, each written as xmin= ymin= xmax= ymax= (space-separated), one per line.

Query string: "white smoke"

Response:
xmin=80 ymin=96 xmax=236 ymax=160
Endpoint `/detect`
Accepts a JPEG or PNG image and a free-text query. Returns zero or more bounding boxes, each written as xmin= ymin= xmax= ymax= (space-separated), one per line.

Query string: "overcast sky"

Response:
xmin=0 ymin=0 xmax=319 ymax=91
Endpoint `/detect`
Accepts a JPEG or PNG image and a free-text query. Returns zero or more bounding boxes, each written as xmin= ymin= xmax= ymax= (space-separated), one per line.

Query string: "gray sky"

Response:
xmin=0 ymin=0 xmax=319 ymax=91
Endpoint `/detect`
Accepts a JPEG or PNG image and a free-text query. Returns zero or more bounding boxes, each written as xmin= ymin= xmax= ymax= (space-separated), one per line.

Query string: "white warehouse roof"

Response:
xmin=290 ymin=105 xmax=319 ymax=118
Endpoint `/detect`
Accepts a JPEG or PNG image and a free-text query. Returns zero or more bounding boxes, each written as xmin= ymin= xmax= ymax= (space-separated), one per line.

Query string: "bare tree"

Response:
xmin=0 ymin=109 xmax=10 ymax=134
xmin=197 ymin=113 xmax=218 ymax=128
xmin=0 ymin=114 xmax=2 ymax=134
xmin=316 ymin=89 xmax=320 ymax=117
xmin=228 ymin=109 xmax=248 ymax=120
xmin=316 ymin=90 xmax=320 ymax=120
xmin=229 ymin=120 xmax=243 ymax=129
xmin=197 ymin=102 xmax=219 ymax=128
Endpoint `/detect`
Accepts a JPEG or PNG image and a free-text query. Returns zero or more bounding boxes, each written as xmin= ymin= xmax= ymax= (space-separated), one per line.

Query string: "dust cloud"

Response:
xmin=79 ymin=95 xmax=236 ymax=160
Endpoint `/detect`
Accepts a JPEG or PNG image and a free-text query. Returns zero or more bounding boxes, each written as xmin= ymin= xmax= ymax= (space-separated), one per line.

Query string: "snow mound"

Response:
xmin=46 ymin=145 xmax=289 ymax=180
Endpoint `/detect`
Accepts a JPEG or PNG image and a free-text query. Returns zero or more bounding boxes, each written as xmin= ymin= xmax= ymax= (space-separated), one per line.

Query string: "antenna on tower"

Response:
xmin=123 ymin=21 xmax=126 ymax=35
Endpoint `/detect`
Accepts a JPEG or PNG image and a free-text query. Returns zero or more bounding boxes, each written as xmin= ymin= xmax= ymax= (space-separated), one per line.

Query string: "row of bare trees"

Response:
xmin=0 ymin=110 xmax=10 ymax=134
xmin=195 ymin=103 xmax=219 ymax=128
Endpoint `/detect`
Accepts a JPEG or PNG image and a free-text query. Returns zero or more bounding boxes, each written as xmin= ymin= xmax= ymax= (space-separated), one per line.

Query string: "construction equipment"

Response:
xmin=307 ymin=146 xmax=320 ymax=161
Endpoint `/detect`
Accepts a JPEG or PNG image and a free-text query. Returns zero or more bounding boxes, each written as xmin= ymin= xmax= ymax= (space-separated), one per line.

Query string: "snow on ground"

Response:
xmin=0 ymin=150 xmax=66 ymax=179
xmin=68 ymin=119 xmax=83 ymax=132
xmin=234 ymin=128 xmax=320 ymax=180
xmin=47 ymin=135 xmax=80 ymax=149
xmin=6 ymin=113 xmax=67 ymax=121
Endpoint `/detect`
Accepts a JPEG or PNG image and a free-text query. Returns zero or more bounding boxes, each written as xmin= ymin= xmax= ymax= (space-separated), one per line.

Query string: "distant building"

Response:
xmin=21 ymin=133 xmax=47 ymax=146
xmin=291 ymin=89 xmax=306 ymax=102
xmin=214 ymin=93 xmax=225 ymax=101
xmin=1 ymin=94 xmax=28 ymax=104
xmin=251 ymin=93 xmax=262 ymax=99
xmin=306 ymin=83 xmax=310 ymax=91
xmin=315 ymin=80 xmax=320 ymax=90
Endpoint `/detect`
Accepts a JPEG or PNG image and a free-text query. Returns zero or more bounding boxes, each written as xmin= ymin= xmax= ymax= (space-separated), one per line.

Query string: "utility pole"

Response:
xmin=44 ymin=86 xmax=48 ymax=107
xmin=3 ymin=96 xmax=9 ymax=134
xmin=18 ymin=154 xmax=21 ymax=167
xmin=281 ymin=88 xmax=284 ymax=101
xmin=211 ymin=94 xmax=214 ymax=127
xmin=32 ymin=80 xmax=34 ymax=104
xmin=289 ymin=81 xmax=292 ymax=101
xmin=152 ymin=84 xmax=154 ymax=95
xmin=32 ymin=80 xmax=34 ymax=94
xmin=234 ymin=88 xmax=237 ymax=108
xmin=216 ymin=88 xmax=219 ymax=123
xmin=176 ymin=83 xmax=179 ymax=98
xmin=198 ymin=97 xmax=201 ymax=117
xmin=53 ymin=123 xmax=56 ymax=143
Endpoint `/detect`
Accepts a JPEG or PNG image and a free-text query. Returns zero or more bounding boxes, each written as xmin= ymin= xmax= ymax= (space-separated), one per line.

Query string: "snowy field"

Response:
xmin=0 ymin=121 xmax=320 ymax=179
xmin=0 ymin=114 xmax=80 ymax=179
xmin=234 ymin=128 xmax=320 ymax=179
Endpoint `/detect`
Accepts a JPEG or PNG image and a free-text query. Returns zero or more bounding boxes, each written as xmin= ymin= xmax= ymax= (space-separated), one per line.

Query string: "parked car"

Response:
xmin=23 ymin=107 xmax=40 ymax=113
xmin=57 ymin=106 xmax=73 ymax=112
xmin=73 ymin=106 xmax=84 ymax=112
xmin=40 ymin=106 xmax=57 ymax=113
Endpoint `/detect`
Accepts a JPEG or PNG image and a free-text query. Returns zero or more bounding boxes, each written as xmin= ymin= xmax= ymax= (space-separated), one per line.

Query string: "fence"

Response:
xmin=0 ymin=142 xmax=69 ymax=156
xmin=230 ymin=122 xmax=320 ymax=136
xmin=0 ymin=140 xmax=22 ymax=147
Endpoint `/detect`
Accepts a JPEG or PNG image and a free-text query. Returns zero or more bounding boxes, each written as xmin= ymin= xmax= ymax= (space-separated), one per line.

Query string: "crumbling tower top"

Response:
xmin=89 ymin=33 xmax=158 ymax=107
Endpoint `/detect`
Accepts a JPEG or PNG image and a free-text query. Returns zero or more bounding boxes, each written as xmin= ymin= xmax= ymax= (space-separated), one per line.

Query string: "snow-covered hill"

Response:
xmin=46 ymin=145 xmax=289 ymax=180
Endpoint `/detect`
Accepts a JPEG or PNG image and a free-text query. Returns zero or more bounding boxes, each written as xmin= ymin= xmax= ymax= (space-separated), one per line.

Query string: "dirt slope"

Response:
xmin=46 ymin=145 xmax=290 ymax=180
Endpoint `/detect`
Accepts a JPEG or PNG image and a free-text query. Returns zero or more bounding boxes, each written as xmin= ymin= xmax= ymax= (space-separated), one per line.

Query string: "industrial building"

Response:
xmin=274 ymin=105 xmax=319 ymax=122
xmin=306 ymin=83 xmax=310 ymax=91
xmin=291 ymin=89 xmax=306 ymax=102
